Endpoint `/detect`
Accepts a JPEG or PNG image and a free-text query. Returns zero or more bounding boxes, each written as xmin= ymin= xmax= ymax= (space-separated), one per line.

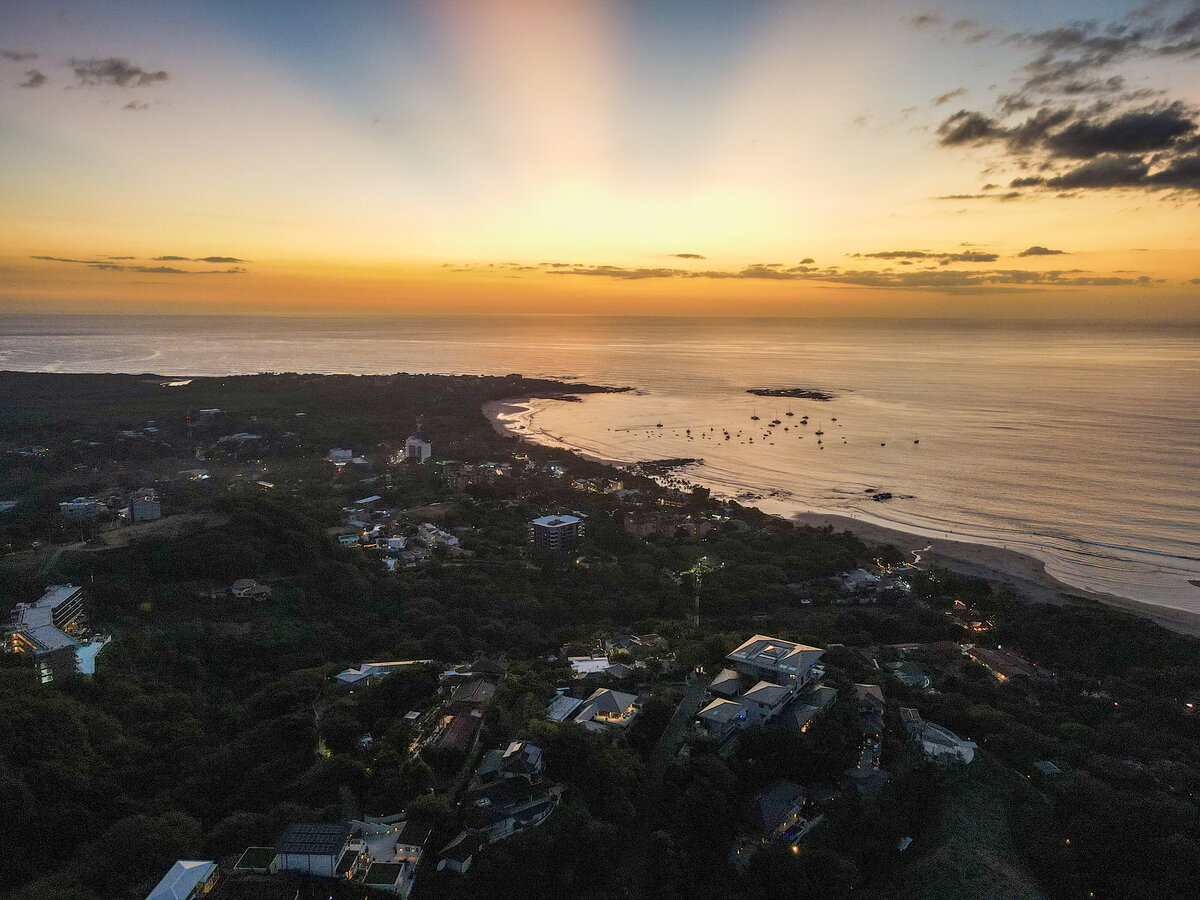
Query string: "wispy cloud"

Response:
xmin=32 ymin=255 xmax=245 ymax=275
xmin=18 ymin=69 xmax=46 ymax=88
xmin=0 ymin=49 xmax=37 ymax=62
xmin=1018 ymin=245 xmax=1067 ymax=257
xmin=669 ymin=253 xmax=706 ymax=259
xmin=447 ymin=258 xmax=1161 ymax=293
xmin=932 ymin=87 xmax=967 ymax=106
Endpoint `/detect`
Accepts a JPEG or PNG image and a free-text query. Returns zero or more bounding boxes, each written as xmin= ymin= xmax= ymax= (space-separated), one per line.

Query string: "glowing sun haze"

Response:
xmin=1 ymin=0 xmax=1198 ymax=318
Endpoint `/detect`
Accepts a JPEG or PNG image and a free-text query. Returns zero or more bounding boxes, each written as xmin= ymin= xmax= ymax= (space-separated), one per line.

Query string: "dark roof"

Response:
xmin=394 ymin=821 xmax=430 ymax=847
xmin=436 ymin=711 xmax=482 ymax=752
xmin=276 ymin=822 xmax=348 ymax=857
xmin=753 ymin=780 xmax=806 ymax=833
xmin=451 ymin=678 xmax=496 ymax=708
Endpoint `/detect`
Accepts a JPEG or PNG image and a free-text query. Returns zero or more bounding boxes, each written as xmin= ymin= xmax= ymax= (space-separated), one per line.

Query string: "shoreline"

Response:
xmin=483 ymin=394 xmax=1200 ymax=639
xmin=791 ymin=512 xmax=1200 ymax=638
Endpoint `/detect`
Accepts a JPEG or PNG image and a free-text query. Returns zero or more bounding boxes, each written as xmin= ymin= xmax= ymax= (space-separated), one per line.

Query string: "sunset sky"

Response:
xmin=2 ymin=0 xmax=1199 ymax=318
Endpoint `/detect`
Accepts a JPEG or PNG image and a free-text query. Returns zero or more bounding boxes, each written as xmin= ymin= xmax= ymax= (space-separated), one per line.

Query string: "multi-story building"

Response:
xmin=130 ymin=497 xmax=162 ymax=522
xmin=405 ymin=434 xmax=432 ymax=463
xmin=695 ymin=634 xmax=826 ymax=742
xmin=59 ymin=497 xmax=105 ymax=520
xmin=529 ymin=514 xmax=584 ymax=552
xmin=725 ymin=634 xmax=825 ymax=696
xmin=6 ymin=585 xmax=85 ymax=684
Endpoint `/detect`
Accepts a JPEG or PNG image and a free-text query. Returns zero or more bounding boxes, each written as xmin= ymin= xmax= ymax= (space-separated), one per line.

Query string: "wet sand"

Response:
xmin=793 ymin=512 xmax=1200 ymax=638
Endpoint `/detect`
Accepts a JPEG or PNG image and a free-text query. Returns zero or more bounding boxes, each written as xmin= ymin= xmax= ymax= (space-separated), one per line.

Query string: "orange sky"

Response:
xmin=1 ymin=1 xmax=1198 ymax=318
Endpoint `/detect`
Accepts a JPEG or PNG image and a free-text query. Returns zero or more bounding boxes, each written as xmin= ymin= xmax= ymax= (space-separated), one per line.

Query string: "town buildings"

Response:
xmin=6 ymin=585 xmax=87 ymax=684
xmin=405 ymin=434 xmax=432 ymax=463
xmin=529 ymin=514 xmax=584 ymax=552
xmin=900 ymin=708 xmax=977 ymax=765
xmin=145 ymin=860 xmax=218 ymax=900
xmin=59 ymin=496 xmax=106 ymax=519
xmin=696 ymin=634 xmax=826 ymax=741
xmin=130 ymin=496 xmax=162 ymax=522
xmin=273 ymin=822 xmax=360 ymax=878
xmin=335 ymin=659 xmax=433 ymax=688
xmin=571 ymin=687 xmax=639 ymax=732
xmin=229 ymin=579 xmax=271 ymax=599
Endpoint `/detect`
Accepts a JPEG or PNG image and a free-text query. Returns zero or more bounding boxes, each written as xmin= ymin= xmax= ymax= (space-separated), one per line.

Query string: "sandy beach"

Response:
xmin=484 ymin=395 xmax=1200 ymax=639
xmin=791 ymin=513 xmax=1200 ymax=638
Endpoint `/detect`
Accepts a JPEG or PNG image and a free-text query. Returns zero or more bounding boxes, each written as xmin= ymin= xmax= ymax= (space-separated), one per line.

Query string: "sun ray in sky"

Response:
xmin=0 ymin=0 xmax=1198 ymax=317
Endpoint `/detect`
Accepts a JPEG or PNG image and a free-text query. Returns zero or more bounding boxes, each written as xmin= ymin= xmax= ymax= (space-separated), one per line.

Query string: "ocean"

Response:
xmin=2 ymin=314 xmax=1198 ymax=611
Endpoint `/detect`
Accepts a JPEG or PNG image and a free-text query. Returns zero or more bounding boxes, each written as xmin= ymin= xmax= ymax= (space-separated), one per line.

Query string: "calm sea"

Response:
xmin=2 ymin=314 xmax=1198 ymax=611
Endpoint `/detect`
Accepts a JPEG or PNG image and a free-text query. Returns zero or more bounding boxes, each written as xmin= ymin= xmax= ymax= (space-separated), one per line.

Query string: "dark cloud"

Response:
xmin=1147 ymin=151 xmax=1200 ymax=189
xmin=937 ymin=110 xmax=1003 ymax=145
xmin=928 ymin=7 xmax=1200 ymax=194
xmin=800 ymin=258 xmax=815 ymax=264
xmin=1045 ymin=154 xmax=1151 ymax=188
xmin=70 ymin=57 xmax=168 ymax=88
xmin=1 ymin=49 xmax=37 ymax=62
xmin=938 ymin=102 xmax=1200 ymax=192
xmin=932 ymin=87 xmax=967 ymax=106
xmin=855 ymin=249 xmax=1000 ymax=262
xmin=18 ymin=69 xmax=46 ymax=88
xmin=669 ymin=253 xmax=706 ymax=259
xmin=195 ymin=256 xmax=246 ymax=263
xmin=1043 ymin=103 xmax=1195 ymax=157
xmin=123 ymin=100 xmax=149 ymax=111
xmin=1018 ymin=245 xmax=1067 ymax=256
xmin=152 ymin=255 xmax=190 ymax=261
xmin=910 ymin=13 xmax=941 ymax=29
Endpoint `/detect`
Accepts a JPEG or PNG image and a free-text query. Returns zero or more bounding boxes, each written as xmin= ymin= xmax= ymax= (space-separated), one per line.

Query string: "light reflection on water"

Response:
xmin=2 ymin=314 xmax=1198 ymax=609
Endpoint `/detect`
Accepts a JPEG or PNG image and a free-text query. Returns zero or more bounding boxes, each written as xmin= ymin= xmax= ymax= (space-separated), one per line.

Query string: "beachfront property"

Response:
xmin=900 ymin=708 xmax=977 ymax=765
xmin=405 ymin=433 xmax=432 ymax=463
xmin=145 ymin=860 xmax=218 ymax=900
xmin=529 ymin=513 xmax=585 ymax=552
xmin=328 ymin=448 xmax=353 ymax=463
